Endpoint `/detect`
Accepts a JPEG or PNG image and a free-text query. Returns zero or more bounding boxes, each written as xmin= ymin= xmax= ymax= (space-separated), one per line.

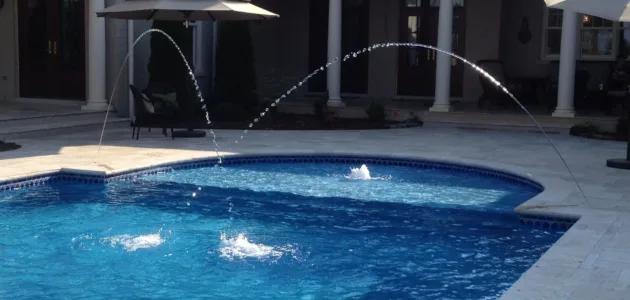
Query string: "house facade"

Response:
xmin=0 ymin=0 xmax=624 ymax=119
xmin=249 ymin=0 xmax=627 ymax=118
xmin=0 ymin=0 xmax=214 ymax=117
xmin=0 ymin=0 xmax=111 ymax=110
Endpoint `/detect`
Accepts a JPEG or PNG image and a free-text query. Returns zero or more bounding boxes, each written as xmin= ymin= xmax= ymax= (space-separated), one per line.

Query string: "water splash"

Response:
xmin=346 ymin=164 xmax=372 ymax=180
xmin=237 ymin=42 xmax=587 ymax=201
xmin=103 ymin=232 xmax=164 ymax=252
xmin=97 ymin=29 xmax=223 ymax=164
xmin=218 ymin=233 xmax=296 ymax=261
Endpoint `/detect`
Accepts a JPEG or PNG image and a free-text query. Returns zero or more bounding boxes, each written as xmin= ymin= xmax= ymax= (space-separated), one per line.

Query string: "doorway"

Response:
xmin=308 ymin=0 xmax=370 ymax=94
xmin=18 ymin=0 xmax=85 ymax=100
xmin=397 ymin=0 xmax=465 ymax=97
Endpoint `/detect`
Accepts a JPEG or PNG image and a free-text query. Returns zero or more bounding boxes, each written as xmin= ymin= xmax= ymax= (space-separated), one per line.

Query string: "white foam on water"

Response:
xmin=219 ymin=233 xmax=296 ymax=261
xmin=345 ymin=165 xmax=392 ymax=181
xmin=346 ymin=164 xmax=372 ymax=180
xmin=103 ymin=232 xmax=164 ymax=252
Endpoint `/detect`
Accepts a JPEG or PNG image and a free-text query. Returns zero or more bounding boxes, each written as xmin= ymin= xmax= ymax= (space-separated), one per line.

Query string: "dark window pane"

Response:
xmin=406 ymin=0 xmax=420 ymax=7
xmin=548 ymin=9 xmax=563 ymax=27
xmin=581 ymin=29 xmax=613 ymax=56
xmin=547 ymin=29 xmax=562 ymax=55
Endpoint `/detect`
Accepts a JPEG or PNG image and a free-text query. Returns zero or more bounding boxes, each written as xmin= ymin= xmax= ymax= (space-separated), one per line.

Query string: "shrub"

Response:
xmin=569 ymin=122 xmax=599 ymax=137
xmin=366 ymin=102 xmax=386 ymax=123
xmin=314 ymin=99 xmax=328 ymax=121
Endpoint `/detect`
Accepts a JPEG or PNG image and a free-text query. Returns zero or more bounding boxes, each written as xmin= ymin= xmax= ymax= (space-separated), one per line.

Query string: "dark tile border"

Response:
xmin=519 ymin=214 xmax=576 ymax=230
xmin=106 ymin=154 xmax=546 ymax=191
xmin=0 ymin=154 xmax=543 ymax=195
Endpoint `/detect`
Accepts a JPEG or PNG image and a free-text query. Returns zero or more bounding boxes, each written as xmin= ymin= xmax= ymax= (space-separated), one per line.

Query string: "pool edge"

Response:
xmin=0 ymin=153 xmax=578 ymax=229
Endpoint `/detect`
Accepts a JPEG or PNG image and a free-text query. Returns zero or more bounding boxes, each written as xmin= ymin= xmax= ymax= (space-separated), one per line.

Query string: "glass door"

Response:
xmin=308 ymin=0 xmax=370 ymax=94
xmin=18 ymin=0 xmax=85 ymax=100
xmin=397 ymin=0 xmax=465 ymax=97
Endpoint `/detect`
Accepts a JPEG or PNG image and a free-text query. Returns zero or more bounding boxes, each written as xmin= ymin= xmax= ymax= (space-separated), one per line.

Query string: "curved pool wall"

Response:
xmin=0 ymin=154 xmax=575 ymax=228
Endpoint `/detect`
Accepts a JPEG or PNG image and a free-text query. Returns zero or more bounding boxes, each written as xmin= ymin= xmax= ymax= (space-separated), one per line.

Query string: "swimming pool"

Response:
xmin=0 ymin=156 xmax=564 ymax=299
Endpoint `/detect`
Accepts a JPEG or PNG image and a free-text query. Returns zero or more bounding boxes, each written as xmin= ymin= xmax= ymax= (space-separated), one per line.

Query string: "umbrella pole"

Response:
xmin=607 ymin=88 xmax=630 ymax=169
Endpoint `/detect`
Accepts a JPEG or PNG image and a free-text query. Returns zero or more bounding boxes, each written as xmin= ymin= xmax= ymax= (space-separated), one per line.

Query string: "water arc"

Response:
xmin=97 ymin=29 xmax=223 ymax=164
xmin=237 ymin=42 xmax=587 ymax=201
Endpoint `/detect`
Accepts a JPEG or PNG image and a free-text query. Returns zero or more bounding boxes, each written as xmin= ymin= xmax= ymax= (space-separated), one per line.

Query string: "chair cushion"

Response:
xmin=152 ymin=92 xmax=179 ymax=112
xmin=140 ymin=92 xmax=155 ymax=114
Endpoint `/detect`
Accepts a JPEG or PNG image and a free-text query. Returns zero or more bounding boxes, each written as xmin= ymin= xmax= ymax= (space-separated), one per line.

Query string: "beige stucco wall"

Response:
xmin=0 ymin=0 xmax=17 ymax=102
xmin=249 ymin=0 xmax=311 ymax=103
xmin=461 ymin=0 xmax=503 ymax=102
xmin=500 ymin=0 xmax=549 ymax=78
xmin=105 ymin=0 xmax=131 ymax=116
xmin=365 ymin=0 xmax=505 ymax=103
xmin=500 ymin=0 xmax=610 ymax=92
xmin=245 ymin=0 xmax=508 ymax=104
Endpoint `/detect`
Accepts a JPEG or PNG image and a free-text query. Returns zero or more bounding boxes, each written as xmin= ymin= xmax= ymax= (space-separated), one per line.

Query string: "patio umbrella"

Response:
xmin=98 ymin=0 xmax=278 ymax=138
xmin=97 ymin=0 xmax=279 ymax=21
xmin=544 ymin=0 xmax=630 ymax=21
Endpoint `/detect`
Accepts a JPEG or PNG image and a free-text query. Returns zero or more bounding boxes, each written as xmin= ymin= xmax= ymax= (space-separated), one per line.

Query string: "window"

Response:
xmin=580 ymin=14 xmax=614 ymax=59
xmin=544 ymin=8 xmax=563 ymax=57
xmin=543 ymin=8 xmax=620 ymax=60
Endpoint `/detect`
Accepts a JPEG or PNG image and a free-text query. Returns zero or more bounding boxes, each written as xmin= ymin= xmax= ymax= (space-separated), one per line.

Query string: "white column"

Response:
xmin=553 ymin=9 xmax=578 ymax=118
xmin=430 ymin=0 xmax=453 ymax=113
xmin=327 ymin=0 xmax=344 ymax=108
xmin=83 ymin=0 xmax=108 ymax=111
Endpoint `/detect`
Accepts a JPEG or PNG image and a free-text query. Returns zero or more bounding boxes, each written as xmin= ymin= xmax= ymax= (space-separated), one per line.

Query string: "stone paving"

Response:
xmin=1 ymin=122 xmax=630 ymax=299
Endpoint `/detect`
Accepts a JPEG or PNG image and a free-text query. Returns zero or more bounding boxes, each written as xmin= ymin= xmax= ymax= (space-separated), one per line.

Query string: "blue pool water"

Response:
xmin=0 ymin=159 xmax=564 ymax=299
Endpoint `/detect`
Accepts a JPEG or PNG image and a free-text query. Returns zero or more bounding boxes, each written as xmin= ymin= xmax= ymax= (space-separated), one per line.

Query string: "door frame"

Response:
xmin=396 ymin=0 xmax=440 ymax=97
xmin=307 ymin=0 xmax=371 ymax=95
xmin=15 ymin=0 xmax=87 ymax=101
xmin=395 ymin=0 xmax=466 ymax=98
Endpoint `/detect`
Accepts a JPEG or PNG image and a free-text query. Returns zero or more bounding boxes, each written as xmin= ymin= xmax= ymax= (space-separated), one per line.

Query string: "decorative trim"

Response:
xmin=103 ymin=154 xmax=545 ymax=190
xmin=1 ymin=154 xmax=558 ymax=227
xmin=0 ymin=154 xmax=543 ymax=190
xmin=519 ymin=214 xmax=577 ymax=230
xmin=0 ymin=154 xmax=577 ymax=229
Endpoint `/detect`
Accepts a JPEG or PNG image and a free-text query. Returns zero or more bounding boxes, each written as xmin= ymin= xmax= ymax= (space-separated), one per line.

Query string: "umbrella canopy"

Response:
xmin=545 ymin=0 xmax=630 ymax=21
xmin=97 ymin=0 xmax=279 ymax=21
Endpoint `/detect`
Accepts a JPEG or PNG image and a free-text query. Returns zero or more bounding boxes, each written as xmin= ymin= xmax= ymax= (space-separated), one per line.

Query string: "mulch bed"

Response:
xmin=569 ymin=125 xmax=627 ymax=142
xmin=0 ymin=141 xmax=21 ymax=152
xmin=572 ymin=133 xmax=628 ymax=142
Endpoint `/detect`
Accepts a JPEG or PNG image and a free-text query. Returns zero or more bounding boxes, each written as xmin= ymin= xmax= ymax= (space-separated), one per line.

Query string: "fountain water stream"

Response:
xmin=347 ymin=164 xmax=372 ymax=180
xmin=236 ymin=42 xmax=587 ymax=201
xmin=96 ymin=36 xmax=585 ymax=201
xmin=97 ymin=29 xmax=222 ymax=164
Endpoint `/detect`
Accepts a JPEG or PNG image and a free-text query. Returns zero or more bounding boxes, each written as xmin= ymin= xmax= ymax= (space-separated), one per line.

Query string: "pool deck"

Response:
xmin=1 ymin=122 xmax=630 ymax=299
